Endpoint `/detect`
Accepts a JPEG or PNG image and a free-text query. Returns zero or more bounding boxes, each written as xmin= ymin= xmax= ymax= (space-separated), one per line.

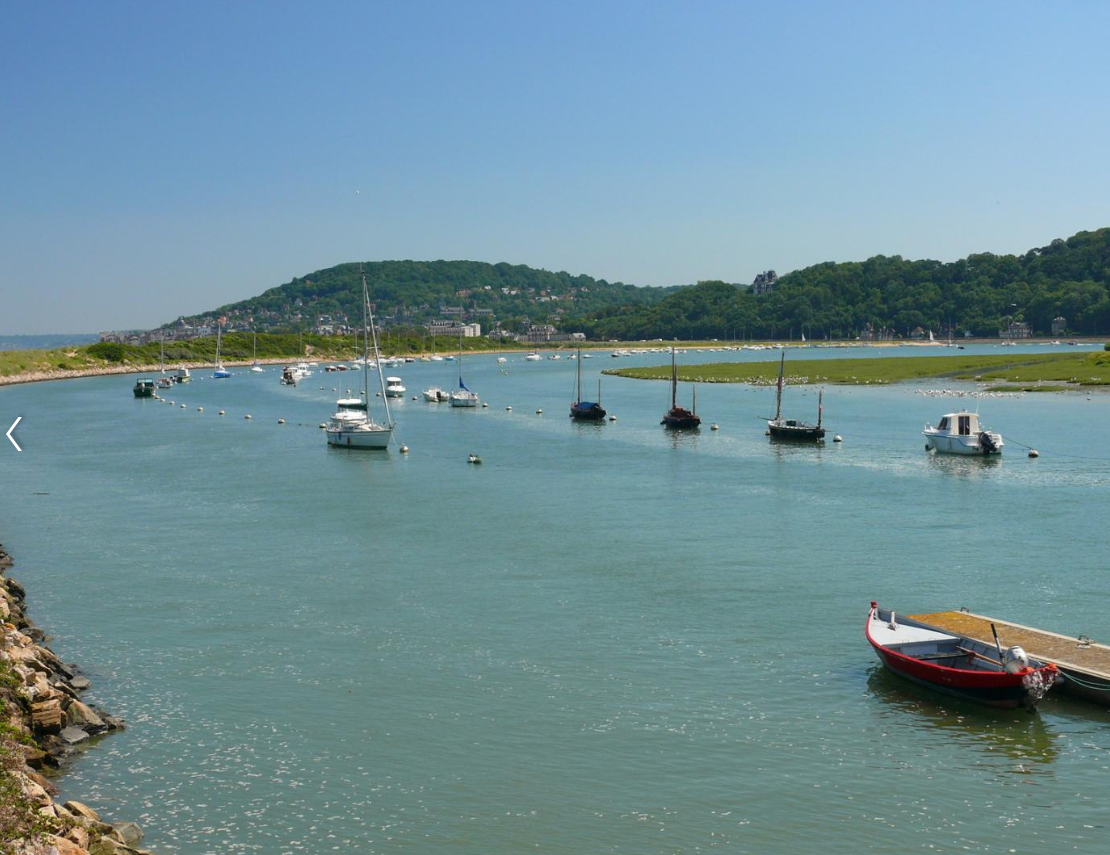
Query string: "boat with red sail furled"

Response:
xmin=661 ymin=347 xmax=700 ymax=429
xmin=866 ymin=602 xmax=1060 ymax=710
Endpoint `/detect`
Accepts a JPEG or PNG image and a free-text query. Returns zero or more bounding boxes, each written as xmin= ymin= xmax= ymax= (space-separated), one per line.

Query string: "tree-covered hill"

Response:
xmin=573 ymin=228 xmax=1110 ymax=340
xmin=176 ymin=260 xmax=678 ymax=334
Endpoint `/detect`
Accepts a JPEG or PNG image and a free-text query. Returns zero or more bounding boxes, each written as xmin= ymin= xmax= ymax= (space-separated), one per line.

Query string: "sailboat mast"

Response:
xmin=817 ymin=389 xmax=823 ymax=428
xmin=362 ymin=265 xmax=393 ymax=427
xmin=576 ymin=346 xmax=582 ymax=402
xmin=671 ymin=347 xmax=677 ymax=409
xmin=775 ymin=351 xmax=784 ymax=421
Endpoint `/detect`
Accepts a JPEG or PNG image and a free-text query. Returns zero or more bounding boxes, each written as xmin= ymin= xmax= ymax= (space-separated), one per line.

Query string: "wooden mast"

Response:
xmin=671 ymin=347 xmax=677 ymax=410
xmin=774 ymin=350 xmax=785 ymax=421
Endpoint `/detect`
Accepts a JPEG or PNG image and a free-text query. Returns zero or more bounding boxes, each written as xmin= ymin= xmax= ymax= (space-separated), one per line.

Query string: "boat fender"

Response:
xmin=1003 ymin=646 xmax=1030 ymax=674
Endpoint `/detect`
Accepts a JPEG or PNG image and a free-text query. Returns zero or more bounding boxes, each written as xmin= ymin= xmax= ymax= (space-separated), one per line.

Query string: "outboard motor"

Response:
xmin=1003 ymin=646 xmax=1030 ymax=674
xmin=979 ymin=431 xmax=997 ymax=454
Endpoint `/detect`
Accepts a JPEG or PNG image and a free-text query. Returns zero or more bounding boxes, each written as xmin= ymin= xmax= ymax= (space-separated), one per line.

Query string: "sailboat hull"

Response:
xmin=570 ymin=403 xmax=606 ymax=420
xmin=326 ymin=427 xmax=392 ymax=448
xmin=768 ymin=421 xmax=825 ymax=441
xmin=662 ymin=408 xmax=700 ymax=429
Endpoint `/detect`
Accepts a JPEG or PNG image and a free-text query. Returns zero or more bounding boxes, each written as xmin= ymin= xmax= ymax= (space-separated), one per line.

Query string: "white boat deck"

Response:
xmin=869 ymin=617 xmax=956 ymax=647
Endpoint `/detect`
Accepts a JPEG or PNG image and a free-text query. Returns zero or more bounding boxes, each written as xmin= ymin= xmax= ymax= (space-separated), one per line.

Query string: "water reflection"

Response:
xmin=665 ymin=427 xmax=702 ymax=450
xmin=924 ymin=450 xmax=1003 ymax=479
xmin=866 ymin=667 xmax=1059 ymax=771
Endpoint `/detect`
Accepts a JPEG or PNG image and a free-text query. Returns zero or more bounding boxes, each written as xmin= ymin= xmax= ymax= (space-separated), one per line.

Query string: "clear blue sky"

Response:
xmin=3 ymin=0 xmax=1109 ymax=333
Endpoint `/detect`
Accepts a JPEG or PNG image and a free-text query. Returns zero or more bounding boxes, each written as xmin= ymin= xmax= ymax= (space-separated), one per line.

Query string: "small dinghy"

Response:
xmin=866 ymin=603 xmax=1059 ymax=710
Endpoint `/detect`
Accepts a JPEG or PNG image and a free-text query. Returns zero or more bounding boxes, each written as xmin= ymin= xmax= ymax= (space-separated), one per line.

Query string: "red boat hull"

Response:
xmin=867 ymin=605 xmax=1056 ymax=710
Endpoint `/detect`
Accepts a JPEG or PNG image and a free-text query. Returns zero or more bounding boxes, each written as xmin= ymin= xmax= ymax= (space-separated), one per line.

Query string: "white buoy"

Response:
xmin=412 ymin=396 xmax=417 ymax=401
xmin=710 ymin=423 xmax=720 ymax=431
xmin=482 ymin=402 xmax=489 ymax=408
xmin=834 ymin=435 xmax=843 ymax=442
xmin=609 ymin=414 xmax=617 ymax=421
xmin=278 ymin=418 xmax=286 ymax=424
xmin=536 ymin=408 xmax=543 ymax=414
xmin=218 ymin=410 xmax=225 ymax=416
xmin=180 ymin=404 xmax=186 ymax=408
xmin=400 ymin=445 xmax=409 ymax=453
xmin=1028 ymin=449 xmax=1039 ymax=458
xmin=197 ymin=407 xmax=203 ymax=412
xmin=245 ymin=414 xmax=252 ymax=420
xmin=506 ymin=406 xmax=512 ymax=411
xmin=468 ymin=453 xmax=482 ymax=464
xmin=318 ymin=422 xmax=326 ymax=429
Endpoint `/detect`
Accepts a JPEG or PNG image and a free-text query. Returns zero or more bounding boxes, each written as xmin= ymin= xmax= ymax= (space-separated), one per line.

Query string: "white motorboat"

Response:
xmin=385 ymin=376 xmax=406 ymax=397
xmin=496 ymin=356 xmax=507 ymax=364
xmin=581 ymin=352 xmax=593 ymax=359
xmin=525 ymin=352 xmax=542 ymax=361
xmin=423 ymin=387 xmax=449 ymax=402
xmin=923 ymin=410 xmax=1003 ymax=456
xmin=173 ymin=366 xmax=191 ymax=383
xmin=295 ymin=362 xmax=313 ymax=378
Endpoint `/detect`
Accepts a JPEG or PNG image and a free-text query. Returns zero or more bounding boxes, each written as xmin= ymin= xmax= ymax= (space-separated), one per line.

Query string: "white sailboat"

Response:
xmin=212 ymin=321 xmax=231 ymax=378
xmin=251 ymin=333 xmax=265 ymax=372
xmin=326 ymin=265 xmax=394 ymax=449
xmin=449 ymin=330 xmax=479 ymax=407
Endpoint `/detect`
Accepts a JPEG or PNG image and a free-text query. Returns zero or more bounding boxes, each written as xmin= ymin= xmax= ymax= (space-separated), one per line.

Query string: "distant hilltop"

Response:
xmin=108 ymin=228 xmax=1110 ymax=344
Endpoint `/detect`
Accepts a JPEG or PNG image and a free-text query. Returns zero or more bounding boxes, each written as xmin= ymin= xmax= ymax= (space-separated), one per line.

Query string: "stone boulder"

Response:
xmin=113 ymin=821 xmax=144 ymax=847
xmin=63 ymin=800 xmax=102 ymax=822
xmin=60 ymin=725 xmax=90 ymax=745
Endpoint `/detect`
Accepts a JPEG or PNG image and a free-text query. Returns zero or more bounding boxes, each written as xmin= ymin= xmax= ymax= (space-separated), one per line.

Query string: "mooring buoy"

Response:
xmin=245 ymin=414 xmax=252 ymax=420
xmin=278 ymin=418 xmax=286 ymax=424
xmin=834 ymin=435 xmax=843 ymax=442
xmin=218 ymin=410 xmax=226 ymax=416
xmin=536 ymin=408 xmax=543 ymax=414
xmin=710 ymin=424 xmax=720 ymax=431
xmin=197 ymin=407 xmax=203 ymax=412
xmin=1028 ymin=449 xmax=1039 ymax=458
xmin=400 ymin=445 xmax=410 ymax=453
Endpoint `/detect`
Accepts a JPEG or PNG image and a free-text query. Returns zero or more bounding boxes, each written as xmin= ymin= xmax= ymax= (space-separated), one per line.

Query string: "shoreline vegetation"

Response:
xmin=0 ymin=334 xmax=1105 ymax=389
xmin=606 ymin=349 xmax=1110 ymax=391
xmin=1 ymin=543 xmax=159 ymax=855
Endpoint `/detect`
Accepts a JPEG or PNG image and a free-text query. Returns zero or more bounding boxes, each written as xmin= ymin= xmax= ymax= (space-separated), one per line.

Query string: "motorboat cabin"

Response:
xmin=923 ymin=410 xmax=1003 ymax=456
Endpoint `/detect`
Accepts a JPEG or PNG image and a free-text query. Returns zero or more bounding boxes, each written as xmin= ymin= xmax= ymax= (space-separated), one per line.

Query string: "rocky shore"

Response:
xmin=1 ymin=544 xmax=158 ymax=855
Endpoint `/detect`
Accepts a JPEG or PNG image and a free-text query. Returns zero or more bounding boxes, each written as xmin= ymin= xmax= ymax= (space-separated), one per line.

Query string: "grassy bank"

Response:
xmin=604 ymin=351 xmax=1110 ymax=388
xmin=0 ymin=333 xmax=533 ymax=382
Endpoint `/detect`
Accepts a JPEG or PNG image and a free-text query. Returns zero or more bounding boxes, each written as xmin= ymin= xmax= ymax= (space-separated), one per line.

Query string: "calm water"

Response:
xmin=1 ymin=344 xmax=1109 ymax=854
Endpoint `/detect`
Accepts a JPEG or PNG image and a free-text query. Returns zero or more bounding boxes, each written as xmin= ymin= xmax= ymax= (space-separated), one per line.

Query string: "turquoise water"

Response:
xmin=1 ymin=345 xmax=1109 ymax=854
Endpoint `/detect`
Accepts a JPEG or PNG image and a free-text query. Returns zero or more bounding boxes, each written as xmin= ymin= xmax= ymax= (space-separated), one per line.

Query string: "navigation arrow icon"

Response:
xmin=6 ymin=417 xmax=21 ymax=451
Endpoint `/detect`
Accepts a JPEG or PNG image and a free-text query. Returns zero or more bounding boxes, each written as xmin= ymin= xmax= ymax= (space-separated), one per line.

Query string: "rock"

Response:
xmin=24 ymin=767 xmax=56 ymax=795
xmin=20 ymin=742 xmax=49 ymax=769
xmin=70 ymin=675 xmax=92 ymax=690
xmin=60 ymin=725 xmax=90 ymax=744
xmin=114 ymin=822 xmax=144 ymax=847
xmin=45 ymin=834 xmax=89 ymax=855
xmin=89 ymin=839 xmax=126 ymax=855
xmin=64 ymin=800 xmax=102 ymax=822
xmin=67 ymin=699 xmax=105 ymax=731
xmin=31 ymin=697 xmax=63 ymax=732
xmin=65 ymin=825 xmax=91 ymax=850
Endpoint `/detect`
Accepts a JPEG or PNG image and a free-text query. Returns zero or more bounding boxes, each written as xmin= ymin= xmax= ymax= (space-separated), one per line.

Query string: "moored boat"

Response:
xmin=570 ymin=346 xmax=606 ymax=421
xmin=132 ymin=378 xmax=156 ymax=398
xmin=385 ymin=376 xmax=406 ymax=397
xmin=923 ymin=410 xmax=1002 ymax=455
xmin=765 ymin=350 xmax=825 ymax=441
xmin=661 ymin=347 xmax=700 ymax=429
xmin=423 ymin=387 xmax=448 ymax=402
xmin=866 ymin=603 xmax=1059 ymax=710
xmin=326 ymin=264 xmax=394 ymax=450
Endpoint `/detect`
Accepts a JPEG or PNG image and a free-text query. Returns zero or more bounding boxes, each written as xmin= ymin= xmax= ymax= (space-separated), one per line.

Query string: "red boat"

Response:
xmin=866 ymin=602 xmax=1059 ymax=710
